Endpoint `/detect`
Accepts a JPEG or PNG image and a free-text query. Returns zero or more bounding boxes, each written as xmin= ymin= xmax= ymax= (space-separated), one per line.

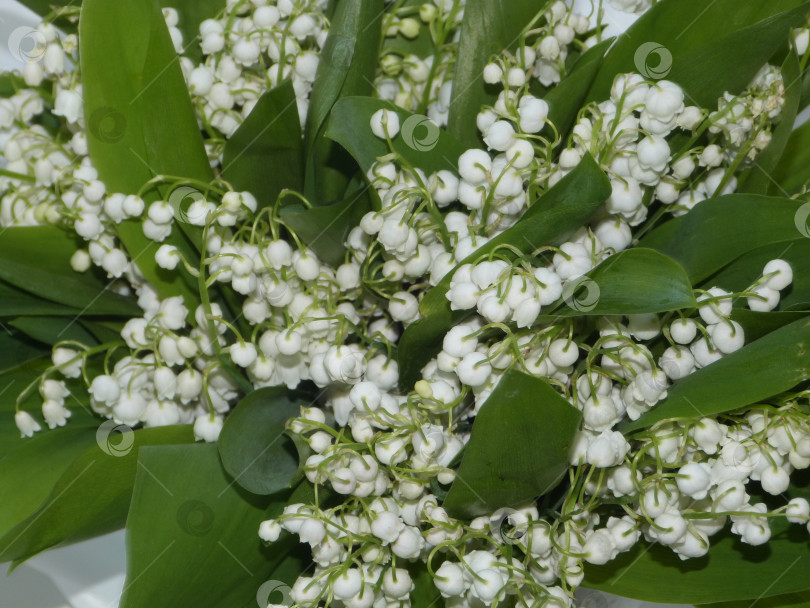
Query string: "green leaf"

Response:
xmin=0 ymin=426 xmax=97 ymax=542
xmin=541 ymin=248 xmax=696 ymax=318
xmin=304 ymin=0 xmax=384 ymax=204
xmin=0 ymin=226 xmax=140 ymax=316
xmin=81 ymin=0 xmax=213 ymax=305
xmin=584 ymin=472 xmax=810 ymax=603
xmin=0 ymin=280 xmax=83 ymax=317
xmin=0 ymin=425 xmax=194 ymax=564
xmin=740 ymin=49 xmax=801 ymax=194
xmin=731 ymin=309 xmax=810 ymax=341
xmin=447 ymin=0 xmax=552 ymax=148
xmin=218 ymin=387 xmax=313 ymax=496
xmin=381 ymin=0 xmax=434 ymax=58
xmin=0 ymin=330 xmax=49 ymax=376
xmin=544 ymin=38 xmax=613 ymax=142
xmin=325 ymin=96 xmax=468 ymax=176
xmin=621 ymin=317 xmax=810 ymax=433
xmin=121 ymin=444 xmax=298 ymax=608
xmin=280 ymin=178 xmax=372 ymax=267
xmin=15 ymin=0 xmax=77 ymax=31
xmin=221 ymin=80 xmax=304 ymax=210
xmin=703 ymin=238 xmax=810 ymax=311
xmin=9 ymin=316 xmax=100 ymax=347
xmin=773 ymin=119 xmax=810 ymax=195
xmin=397 ymin=154 xmax=611 ymax=389
xmin=585 ymin=0 xmax=810 ymax=108
xmin=701 ymin=591 xmax=810 ymax=608
xmin=639 ymin=195 xmax=806 ymax=284
xmin=443 ymin=370 xmax=581 ymax=519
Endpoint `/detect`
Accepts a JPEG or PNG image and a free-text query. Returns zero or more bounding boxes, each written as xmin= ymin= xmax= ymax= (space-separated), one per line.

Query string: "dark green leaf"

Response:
xmin=773 ymin=119 xmax=810 ymax=194
xmin=0 ymin=226 xmax=140 ymax=316
xmin=218 ymin=386 xmax=313 ymax=495
xmin=0 ymin=425 xmax=194 ymax=564
xmin=304 ymin=0 xmax=384 ymax=204
xmin=121 ymin=444 xmax=297 ymax=608
xmin=325 ymin=96 xmax=468 ymax=176
xmin=542 ymin=248 xmax=696 ymax=318
xmin=701 ymin=590 xmax=810 ymax=608
xmin=222 ymin=79 xmax=304 ymax=210
xmin=381 ymin=0 xmax=434 ymax=58
xmin=741 ymin=49 xmax=802 ymax=194
xmin=397 ymin=154 xmax=611 ymax=389
xmin=731 ymin=309 xmax=810 ymax=341
xmin=81 ymin=0 xmax=213 ymax=305
xmin=639 ymin=195 xmax=806 ymax=284
xmin=280 ymin=179 xmax=372 ymax=267
xmin=0 ymin=280 xmax=82 ymax=317
xmin=9 ymin=316 xmax=99 ymax=346
xmin=585 ymin=0 xmax=810 ymax=108
xmin=621 ymin=317 xmax=810 ymax=433
xmin=545 ymin=38 xmax=613 ymax=142
xmin=447 ymin=0 xmax=552 ymax=148
xmin=443 ymin=370 xmax=582 ymax=519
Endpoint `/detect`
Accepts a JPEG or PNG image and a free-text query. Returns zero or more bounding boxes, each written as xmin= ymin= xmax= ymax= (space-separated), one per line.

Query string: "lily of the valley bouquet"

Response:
xmin=1 ymin=0 xmax=810 ymax=606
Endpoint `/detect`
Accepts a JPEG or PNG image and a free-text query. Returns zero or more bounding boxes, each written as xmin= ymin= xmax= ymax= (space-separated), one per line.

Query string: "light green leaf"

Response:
xmin=222 ymin=79 xmax=304 ymax=210
xmin=447 ymin=0 xmax=552 ymax=148
xmin=639 ymin=195 xmax=806 ymax=284
xmin=585 ymin=0 xmax=810 ymax=108
xmin=325 ymin=96 xmax=468 ymax=177
xmin=397 ymin=154 xmax=611 ymax=389
xmin=218 ymin=387 xmax=314 ymax=496
xmin=0 ymin=425 xmax=194 ymax=564
xmin=0 ymin=226 xmax=140 ymax=316
xmin=701 ymin=590 xmax=810 ymax=608
xmin=541 ymin=248 xmax=696 ymax=318
xmin=621 ymin=317 xmax=810 ymax=433
xmin=443 ymin=370 xmax=581 ymax=519
xmin=81 ymin=0 xmax=213 ymax=305
xmin=121 ymin=444 xmax=297 ymax=608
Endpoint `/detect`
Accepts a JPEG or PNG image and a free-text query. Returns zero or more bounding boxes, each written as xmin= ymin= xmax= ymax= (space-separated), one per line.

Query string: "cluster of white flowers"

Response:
xmin=3 ymin=1 xmax=809 ymax=607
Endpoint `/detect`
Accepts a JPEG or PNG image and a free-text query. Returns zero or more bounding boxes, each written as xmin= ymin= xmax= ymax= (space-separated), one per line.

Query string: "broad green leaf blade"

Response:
xmin=304 ymin=0 xmax=384 ymax=204
xmin=0 ymin=425 xmax=193 ymax=564
xmin=701 ymin=591 xmax=810 ymax=608
xmin=773 ymin=119 xmax=810 ymax=194
xmin=621 ymin=317 xmax=810 ymax=433
xmin=121 ymin=444 xmax=296 ymax=608
xmin=280 ymin=179 xmax=372 ymax=267
xmin=9 ymin=316 xmax=99 ymax=346
xmin=585 ymin=0 xmax=810 ymax=108
xmin=731 ymin=309 xmax=810 ymax=342
xmin=443 ymin=370 xmax=581 ymax=519
xmin=544 ymin=38 xmax=613 ymax=142
xmin=585 ymin=472 xmax=810 ymax=603
xmin=543 ymin=249 xmax=696 ymax=318
xmin=81 ymin=0 xmax=213 ymax=305
xmin=325 ymin=96 xmax=468 ymax=176
xmin=0 ymin=280 xmax=81 ymax=317
xmin=740 ymin=49 xmax=801 ymax=195
xmin=221 ymin=80 xmax=304 ymax=211
xmin=0 ymin=426 xmax=97 ymax=542
xmin=639 ymin=195 xmax=806 ymax=284
xmin=397 ymin=154 xmax=611 ymax=389
xmin=0 ymin=226 xmax=140 ymax=316
xmin=447 ymin=0 xmax=552 ymax=148
xmin=218 ymin=387 xmax=313 ymax=495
